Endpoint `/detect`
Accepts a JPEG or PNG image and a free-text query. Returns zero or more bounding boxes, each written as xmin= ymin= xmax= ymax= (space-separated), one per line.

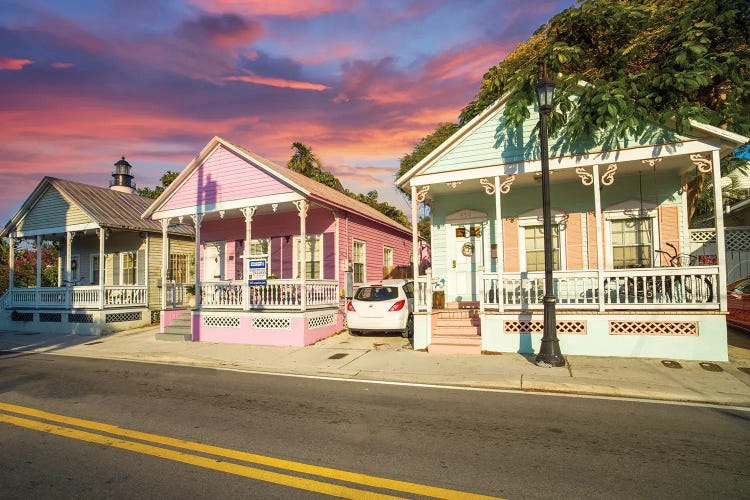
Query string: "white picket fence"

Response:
xmin=691 ymin=227 xmax=750 ymax=283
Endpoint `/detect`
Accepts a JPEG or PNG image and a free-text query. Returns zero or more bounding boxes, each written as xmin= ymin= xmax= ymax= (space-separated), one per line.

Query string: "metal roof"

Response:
xmin=2 ymin=177 xmax=194 ymax=237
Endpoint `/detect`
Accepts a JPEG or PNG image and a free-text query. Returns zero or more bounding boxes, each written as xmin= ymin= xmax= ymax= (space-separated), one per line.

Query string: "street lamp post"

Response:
xmin=535 ymin=58 xmax=565 ymax=367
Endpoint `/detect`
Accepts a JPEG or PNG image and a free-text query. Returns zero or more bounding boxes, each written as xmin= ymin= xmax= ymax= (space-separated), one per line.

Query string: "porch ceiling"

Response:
xmin=422 ymin=152 xmax=698 ymax=199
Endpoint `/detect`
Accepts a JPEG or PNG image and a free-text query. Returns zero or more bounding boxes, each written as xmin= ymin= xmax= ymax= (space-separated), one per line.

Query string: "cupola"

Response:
xmin=110 ymin=156 xmax=136 ymax=194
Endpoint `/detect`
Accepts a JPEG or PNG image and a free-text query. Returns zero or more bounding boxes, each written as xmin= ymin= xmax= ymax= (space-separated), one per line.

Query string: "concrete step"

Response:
xmin=431 ymin=333 xmax=482 ymax=344
xmin=155 ymin=331 xmax=192 ymax=342
xmin=168 ymin=315 xmax=192 ymax=326
xmin=432 ymin=325 xmax=481 ymax=336
xmin=434 ymin=318 xmax=481 ymax=328
xmin=428 ymin=340 xmax=482 ymax=355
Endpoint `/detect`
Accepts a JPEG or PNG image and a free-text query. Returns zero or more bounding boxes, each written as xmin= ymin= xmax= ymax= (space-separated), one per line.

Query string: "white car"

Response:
xmin=347 ymin=279 xmax=414 ymax=338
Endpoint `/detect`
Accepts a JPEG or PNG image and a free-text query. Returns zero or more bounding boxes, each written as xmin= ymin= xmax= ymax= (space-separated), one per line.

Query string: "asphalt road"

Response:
xmin=1 ymin=352 xmax=748 ymax=499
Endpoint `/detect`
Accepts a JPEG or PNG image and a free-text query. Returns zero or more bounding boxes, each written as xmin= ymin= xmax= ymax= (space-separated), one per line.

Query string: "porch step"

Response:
xmin=155 ymin=331 xmax=192 ymax=342
xmin=428 ymin=338 xmax=482 ymax=355
xmin=429 ymin=308 xmax=482 ymax=355
xmin=445 ymin=301 xmax=480 ymax=310
xmin=157 ymin=314 xmax=192 ymax=342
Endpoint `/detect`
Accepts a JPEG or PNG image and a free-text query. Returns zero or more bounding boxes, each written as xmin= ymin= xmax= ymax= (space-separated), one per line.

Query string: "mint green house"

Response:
xmin=397 ymin=96 xmax=748 ymax=361
xmin=0 ymin=160 xmax=194 ymax=335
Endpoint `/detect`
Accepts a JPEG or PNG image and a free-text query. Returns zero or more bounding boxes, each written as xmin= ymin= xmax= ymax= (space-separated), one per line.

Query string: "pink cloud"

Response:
xmin=0 ymin=57 xmax=33 ymax=70
xmin=189 ymin=0 xmax=354 ymax=18
xmin=225 ymin=74 xmax=329 ymax=91
xmin=51 ymin=62 xmax=74 ymax=69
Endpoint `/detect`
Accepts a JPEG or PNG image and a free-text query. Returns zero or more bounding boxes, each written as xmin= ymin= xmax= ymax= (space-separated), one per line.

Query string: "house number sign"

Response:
xmin=461 ymin=243 xmax=474 ymax=257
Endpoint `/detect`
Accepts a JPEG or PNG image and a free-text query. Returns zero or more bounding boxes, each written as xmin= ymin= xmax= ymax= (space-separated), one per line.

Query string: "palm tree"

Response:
xmin=287 ymin=142 xmax=322 ymax=177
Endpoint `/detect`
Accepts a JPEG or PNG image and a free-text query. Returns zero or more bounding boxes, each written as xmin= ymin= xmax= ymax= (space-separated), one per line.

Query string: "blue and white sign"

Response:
xmin=248 ymin=258 xmax=268 ymax=286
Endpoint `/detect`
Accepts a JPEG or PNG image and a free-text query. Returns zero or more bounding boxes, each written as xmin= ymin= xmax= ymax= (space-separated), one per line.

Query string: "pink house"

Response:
xmin=143 ymin=137 xmax=412 ymax=345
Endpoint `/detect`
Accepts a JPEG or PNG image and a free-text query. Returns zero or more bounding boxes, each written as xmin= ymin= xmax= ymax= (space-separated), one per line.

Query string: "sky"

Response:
xmin=0 ymin=0 xmax=576 ymax=223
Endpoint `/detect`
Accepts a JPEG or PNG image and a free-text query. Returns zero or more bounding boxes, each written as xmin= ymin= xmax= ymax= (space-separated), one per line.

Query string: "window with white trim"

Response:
xmin=383 ymin=246 xmax=393 ymax=268
xmin=294 ymin=235 xmax=322 ymax=279
xmin=90 ymin=255 xmax=99 ymax=284
xmin=524 ymin=225 xmax=560 ymax=272
xmin=168 ymin=253 xmax=191 ymax=283
xmin=353 ymin=240 xmax=366 ymax=283
xmin=611 ymin=218 xmax=653 ymax=268
xmin=248 ymin=238 xmax=270 ymax=274
xmin=121 ymin=252 xmax=137 ymax=285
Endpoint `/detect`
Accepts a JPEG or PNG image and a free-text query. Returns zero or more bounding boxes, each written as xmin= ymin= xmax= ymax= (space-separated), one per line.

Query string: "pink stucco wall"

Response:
xmin=160 ymin=308 xmax=189 ymax=333
xmin=191 ymin=311 xmax=343 ymax=346
xmin=161 ymin=145 xmax=292 ymax=212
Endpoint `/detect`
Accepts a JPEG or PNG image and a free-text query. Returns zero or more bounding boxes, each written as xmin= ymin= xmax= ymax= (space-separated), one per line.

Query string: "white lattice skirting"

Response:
xmin=251 ymin=317 xmax=291 ymax=330
xmin=691 ymin=228 xmax=750 ymax=251
xmin=202 ymin=316 xmax=241 ymax=328
xmin=609 ymin=321 xmax=698 ymax=336
xmin=308 ymin=314 xmax=336 ymax=330
xmin=503 ymin=320 xmax=587 ymax=334
xmin=106 ymin=312 xmax=143 ymax=323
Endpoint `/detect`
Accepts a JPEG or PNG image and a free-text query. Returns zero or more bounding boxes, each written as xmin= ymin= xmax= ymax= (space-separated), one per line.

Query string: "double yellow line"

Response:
xmin=0 ymin=402 xmax=501 ymax=499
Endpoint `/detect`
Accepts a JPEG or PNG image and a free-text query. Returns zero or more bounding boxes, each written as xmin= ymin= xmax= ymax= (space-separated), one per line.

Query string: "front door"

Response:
xmin=204 ymin=241 xmax=225 ymax=281
xmin=451 ymin=223 xmax=483 ymax=302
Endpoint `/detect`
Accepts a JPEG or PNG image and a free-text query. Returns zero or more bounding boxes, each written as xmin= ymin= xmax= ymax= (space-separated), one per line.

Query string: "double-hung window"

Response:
xmin=295 ymin=235 xmax=322 ymax=279
xmin=383 ymin=246 xmax=393 ymax=268
xmin=121 ymin=252 xmax=137 ymax=285
xmin=353 ymin=240 xmax=366 ymax=283
xmin=611 ymin=218 xmax=653 ymax=268
xmin=168 ymin=254 xmax=190 ymax=283
xmin=524 ymin=225 xmax=560 ymax=272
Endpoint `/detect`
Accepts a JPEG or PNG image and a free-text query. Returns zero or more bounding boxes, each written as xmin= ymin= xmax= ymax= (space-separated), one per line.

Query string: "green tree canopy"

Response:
xmin=137 ymin=170 xmax=179 ymax=199
xmin=287 ymin=143 xmax=409 ymax=228
xmin=396 ymin=123 xmax=459 ymax=199
xmin=460 ymin=0 xmax=749 ymax=143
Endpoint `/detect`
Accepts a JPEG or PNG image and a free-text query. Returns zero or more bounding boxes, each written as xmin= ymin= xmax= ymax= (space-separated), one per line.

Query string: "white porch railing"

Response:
xmin=165 ymin=283 xmax=188 ymax=307
xmin=482 ymin=266 xmax=720 ymax=311
xmin=415 ymin=273 xmax=432 ymax=312
xmin=8 ymin=286 xmax=148 ymax=309
xmin=199 ymin=280 xmax=339 ymax=310
xmin=0 ymin=290 xmax=9 ymax=310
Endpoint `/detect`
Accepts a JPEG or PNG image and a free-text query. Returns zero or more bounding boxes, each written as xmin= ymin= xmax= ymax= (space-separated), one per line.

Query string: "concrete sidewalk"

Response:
xmin=2 ymin=327 xmax=750 ymax=406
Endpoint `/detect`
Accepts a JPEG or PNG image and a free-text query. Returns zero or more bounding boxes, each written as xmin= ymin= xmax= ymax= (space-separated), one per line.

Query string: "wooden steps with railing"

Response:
xmin=429 ymin=308 xmax=482 ymax=355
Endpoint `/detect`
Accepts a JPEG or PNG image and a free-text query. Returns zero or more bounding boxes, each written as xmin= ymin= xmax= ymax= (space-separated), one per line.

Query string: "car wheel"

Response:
xmin=402 ymin=315 xmax=413 ymax=338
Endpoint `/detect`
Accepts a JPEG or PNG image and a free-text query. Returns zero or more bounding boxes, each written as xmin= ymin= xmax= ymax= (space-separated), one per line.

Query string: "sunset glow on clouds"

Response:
xmin=0 ymin=0 xmax=575 ymax=221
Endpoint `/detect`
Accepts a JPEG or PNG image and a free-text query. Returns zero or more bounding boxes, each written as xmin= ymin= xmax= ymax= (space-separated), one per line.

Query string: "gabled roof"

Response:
xmin=143 ymin=136 xmax=411 ymax=236
xmin=1 ymin=177 xmax=194 ymax=238
xmin=396 ymin=94 xmax=750 ymax=188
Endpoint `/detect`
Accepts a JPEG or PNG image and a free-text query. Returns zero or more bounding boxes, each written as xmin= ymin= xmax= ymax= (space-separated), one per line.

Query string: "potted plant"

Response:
xmin=185 ymin=284 xmax=196 ymax=307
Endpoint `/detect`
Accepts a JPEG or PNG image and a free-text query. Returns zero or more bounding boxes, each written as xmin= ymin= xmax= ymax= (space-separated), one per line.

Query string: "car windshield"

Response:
xmin=354 ymin=286 xmax=399 ymax=301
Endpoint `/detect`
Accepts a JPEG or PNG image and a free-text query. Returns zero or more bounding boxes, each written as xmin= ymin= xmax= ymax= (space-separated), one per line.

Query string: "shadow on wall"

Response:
xmin=518 ymin=333 xmax=533 ymax=355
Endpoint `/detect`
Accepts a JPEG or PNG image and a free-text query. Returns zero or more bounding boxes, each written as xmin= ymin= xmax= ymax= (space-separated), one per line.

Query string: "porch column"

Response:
xmin=494 ymin=176 xmax=504 ymax=313
xmin=65 ymin=231 xmax=73 ymax=308
xmin=99 ymin=228 xmax=105 ymax=310
xmin=592 ymin=164 xmax=605 ymax=312
xmin=35 ymin=235 xmax=42 ymax=289
xmin=711 ymin=149 xmax=727 ymax=312
xmin=192 ymin=214 xmax=203 ymax=307
xmin=410 ymin=186 xmax=419 ymax=284
xmin=294 ymin=200 xmax=308 ymax=312
xmin=160 ymin=219 xmax=169 ymax=309
xmin=8 ymin=233 xmax=14 ymax=296
xmin=241 ymin=207 xmax=256 ymax=311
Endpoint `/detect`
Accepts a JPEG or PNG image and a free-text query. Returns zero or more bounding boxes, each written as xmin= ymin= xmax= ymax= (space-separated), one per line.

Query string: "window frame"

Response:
xmin=517 ymin=215 xmax=567 ymax=272
xmin=90 ymin=254 xmax=99 ymax=285
xmin=168 ymin=253 xmax=192 ymax=283
xmin=248 ymin=238 xmax=271 ymax=275
xmin=352 ymin=239 xmax=366 ymax=284
xmin=120 ymin=252 xmax=137 ymax=286
xmin=605 ymin=210 xmax=659 ymax=269
xmin=383 ymin=246 xmax=393 ymax=268
xmin=293 ymin=234 xmax=323 ymax=280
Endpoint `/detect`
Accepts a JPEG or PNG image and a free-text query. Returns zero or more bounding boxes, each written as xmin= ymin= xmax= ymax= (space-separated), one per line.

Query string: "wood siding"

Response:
xmin=565 ymin=213 xmax=584 ymax=270
xmin=586 ymin=212 xmax=599 ymax=269
xmin=148 ymin=234 xmax=194 ymax=309
xmin=659 ymin=205 xmax=681 ymax=266
xmin=340 ymin=213 xmax=411 ymax=287
xmin=17 ymin=186 xmax=92 ymax=231
xmin=161 ymin=145 xmax=293 ymax=212
xmin=502 ymin=219 xmax=519 ymax=273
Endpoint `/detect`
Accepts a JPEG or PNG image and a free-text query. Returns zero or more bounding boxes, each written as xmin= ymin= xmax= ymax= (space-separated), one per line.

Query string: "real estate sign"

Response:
xmin=248 ymin=259 xmax=267 ymax=286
